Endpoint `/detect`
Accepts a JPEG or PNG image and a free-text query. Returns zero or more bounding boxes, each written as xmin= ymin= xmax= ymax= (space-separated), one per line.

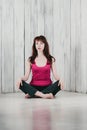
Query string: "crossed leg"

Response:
xmin=19 ymin=80 xmax=61 ymax=99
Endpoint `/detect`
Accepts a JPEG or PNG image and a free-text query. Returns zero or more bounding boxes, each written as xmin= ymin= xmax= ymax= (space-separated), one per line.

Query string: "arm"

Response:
xmin=21 ymin=60 xmax=31 ymax=81
xmin=16 ymin=59 xmax=31 ymax=88
xmin=51 ymin=60 xmax=60 ymax=81
xmin=51 ymin=59 xmax=64 ymax=90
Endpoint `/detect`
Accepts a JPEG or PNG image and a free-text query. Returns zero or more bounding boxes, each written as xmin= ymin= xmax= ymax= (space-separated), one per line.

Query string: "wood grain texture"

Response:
xmin=81 ymin=0 xmax=87 ymax=93
xmin=44 ymin=0 xmax=53 ymax=54
xmin=2 ymin=0 xmax=14 ymax=92
xmin=71 ymin=0 xmax=81 ymax=92
xmin=0 ymin=0 xmax=2 ymax=93
xmin=62 ymin=0 xmax=71 ymax=91
xmin=37 ymin=0 xmax=45 ymax=35
xmin=14 ymin=0 xmax=24 ymax=92
xmin=25 ymin=0 xmax=31 ymax=62
xmin=30 ymin=0 xmax=38 ymax=45
xmin=24 ymin=0 xmax=32 ymax=83
xmin=0 ymin=0 xmax=87 ymax=93
xmin=53 ymin=0 xmax=71 ymax=90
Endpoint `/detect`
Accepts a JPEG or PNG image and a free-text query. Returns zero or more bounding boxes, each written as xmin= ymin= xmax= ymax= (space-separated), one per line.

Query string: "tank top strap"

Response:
xmin=33 ymin=61 xmax=35 ymax=64
xmin=47 ymin=60 xmax=50 ymax=65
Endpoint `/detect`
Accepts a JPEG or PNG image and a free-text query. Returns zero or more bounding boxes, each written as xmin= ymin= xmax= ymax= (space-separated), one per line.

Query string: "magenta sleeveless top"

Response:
xmin=30 ymin=61 xmax=52 ymax=86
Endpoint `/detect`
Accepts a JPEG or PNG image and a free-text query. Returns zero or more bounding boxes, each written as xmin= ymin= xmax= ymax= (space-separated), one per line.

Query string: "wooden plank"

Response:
xmin=53 ymin=0 xmax=71 ymax=90
xmin=71 ymin=0 xmax=81 ymax=92
xmin=25 ymin=0 xmax=31 ymax=62
xmin=44 ymin=0 xmax=53 ymax=55
xmin=0 ymin=0 xmax=2 ymax=93
xmin=53 ymin=0 xmax=62 ymax=82
xmin=24 ymin=0 xmax=31 ymax=83
xmin=2 ymin=0 xmax=14 ymax=92
xmin=37 ymin=0 xmax=45 ymax=35
xmin=30 ymin=0 xmax=38 ymax=47
xmin=75 ymin=0 xmax=82 ymax=93
xmin=63 ymin=0 xmax=71 ymax=91
xmin=14 ymin=0 xmax=24 ymax=92
xmin=81 ymin=0 xmax=87 ymax=93
xmin=53 ymin=0 xmax=61 ymax=82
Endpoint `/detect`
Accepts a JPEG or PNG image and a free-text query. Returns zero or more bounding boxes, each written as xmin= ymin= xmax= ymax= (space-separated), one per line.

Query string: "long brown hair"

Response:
xmin=28 ymin=35 xmax=55 ymax=64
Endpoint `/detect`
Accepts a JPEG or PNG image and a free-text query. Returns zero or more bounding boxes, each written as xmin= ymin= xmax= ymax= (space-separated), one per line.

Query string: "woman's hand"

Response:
xmin=58 ymin=80 xmax=64 ymax=90
xmin=16 ymin=78 xmax=23 ymax=89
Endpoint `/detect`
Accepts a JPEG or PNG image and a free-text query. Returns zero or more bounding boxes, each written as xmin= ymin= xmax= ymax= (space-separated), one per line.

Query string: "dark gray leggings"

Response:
xmin=19 ymin=80 xmax=61 ymax=97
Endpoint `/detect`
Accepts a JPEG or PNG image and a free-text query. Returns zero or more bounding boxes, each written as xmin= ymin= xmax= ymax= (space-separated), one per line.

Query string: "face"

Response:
xmin=35 ymin=40 xmax=45 ymax=52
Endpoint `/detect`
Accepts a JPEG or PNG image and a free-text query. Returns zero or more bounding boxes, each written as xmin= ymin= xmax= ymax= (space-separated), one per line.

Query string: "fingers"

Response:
xmin=16 ymin=81 xmax=20 ymax=88
xmin=61 ymin=82 xmax=64 ymax=90
xmin=16 ymin=79 xmax=22 ymax=89
xmin=16 ymin=81 xmax=19 ymax=87
xmin=58 ymin=80 xmax=61 ymax=86
xmin=58 ymin=81 xmax=64 ymax=90
xmin=21 ymin=80 xmax=23 ymax=86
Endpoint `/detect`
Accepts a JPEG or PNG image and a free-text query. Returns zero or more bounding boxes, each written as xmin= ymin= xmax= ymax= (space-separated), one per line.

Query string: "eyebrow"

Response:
xmin=35 ymin=41 xmax=44 ymax=44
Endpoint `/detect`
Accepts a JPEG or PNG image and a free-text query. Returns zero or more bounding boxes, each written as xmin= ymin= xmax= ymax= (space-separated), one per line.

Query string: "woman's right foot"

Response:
xmin=44 ymin=93 xmax=54 ymax=99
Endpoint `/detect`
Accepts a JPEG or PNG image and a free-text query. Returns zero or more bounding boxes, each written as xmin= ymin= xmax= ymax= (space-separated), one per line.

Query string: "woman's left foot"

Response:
xmin=25 ymin=94 xmax=30 ymax=98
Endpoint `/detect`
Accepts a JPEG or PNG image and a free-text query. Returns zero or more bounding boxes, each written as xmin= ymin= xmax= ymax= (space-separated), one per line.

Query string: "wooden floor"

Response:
xmin=0 ymin=91 xmax=87 ymax=130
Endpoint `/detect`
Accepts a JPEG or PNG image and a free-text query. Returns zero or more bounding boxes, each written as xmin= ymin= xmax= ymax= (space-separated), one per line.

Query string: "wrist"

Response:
xmin=21 ymin=77 xmax=24 ymax=81
xmin=57 ymin=78 xmax=60 ymax=81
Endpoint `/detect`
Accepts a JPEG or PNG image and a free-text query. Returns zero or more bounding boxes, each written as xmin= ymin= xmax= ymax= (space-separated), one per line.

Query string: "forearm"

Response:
xmin=54 ymin=76 xmax=60 ymax=81
xmin=21 ymin=73 xmax=30 ymax=81
xmin=21 ymin=76 xmax=28 ymax=81
xmin=20 ymin=60 xmax=31 ymax=81
xmin=55 ymin=77 xmax=60 ymax=80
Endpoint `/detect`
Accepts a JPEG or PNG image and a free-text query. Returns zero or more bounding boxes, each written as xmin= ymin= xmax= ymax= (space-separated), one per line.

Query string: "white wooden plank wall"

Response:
xmin=44 ymin=0 xmax=54 ymax=81
xmin=53 ymin=0 xmax=65 ymax=86
xmin=71 ymin=0 xmax=81 ymax=92
xmin=25 ymin=0 xmax=31 ymax=83
xmin=0 ymin=0 xmax=87 ymax=93
xmin=2 ymin=0 xmax=14 ymax=92
xmin=44 ymin=0 xmax=53 ymax=54
xmin=81 ymin=0 xmax=87 ymax=93
xmin=0 ymin=0 xmax=2 ymax=93
xmin=14 ymin=0 xmax=24 ymax=92
xmin=37 ymin=0 xmax=45 ymax=35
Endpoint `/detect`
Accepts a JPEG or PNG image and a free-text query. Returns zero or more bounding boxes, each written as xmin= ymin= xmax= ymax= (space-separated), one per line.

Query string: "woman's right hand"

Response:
xmin=16 ymin=78 xmax=23 ymax=89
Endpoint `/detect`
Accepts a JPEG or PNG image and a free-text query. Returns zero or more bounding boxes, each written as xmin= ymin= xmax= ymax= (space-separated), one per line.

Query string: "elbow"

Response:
xmin=25 ymin=76 xmax=29 ymax=81
xmin=54 ymin=75 xmax=60 ymax=81
xmin=24 ymin=75 xmax=29 ymax=81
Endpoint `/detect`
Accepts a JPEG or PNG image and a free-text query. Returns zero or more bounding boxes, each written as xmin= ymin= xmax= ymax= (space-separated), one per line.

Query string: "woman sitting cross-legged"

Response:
xmin=16 ymin=35 xmax=64 ymax=99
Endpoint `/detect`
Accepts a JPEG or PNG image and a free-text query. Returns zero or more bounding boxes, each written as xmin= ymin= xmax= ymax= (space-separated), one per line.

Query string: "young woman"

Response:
xmin=16 ymin=35 xmax=63 ymax=99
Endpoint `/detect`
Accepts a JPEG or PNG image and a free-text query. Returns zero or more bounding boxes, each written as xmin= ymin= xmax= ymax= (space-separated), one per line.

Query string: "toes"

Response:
xmin=25 ymin=94 xmax=30 ymax=98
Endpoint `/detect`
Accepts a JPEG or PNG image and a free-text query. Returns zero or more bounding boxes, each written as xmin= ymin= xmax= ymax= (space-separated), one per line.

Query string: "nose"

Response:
xmin=37 ymin=42 xmax=41 ymax=47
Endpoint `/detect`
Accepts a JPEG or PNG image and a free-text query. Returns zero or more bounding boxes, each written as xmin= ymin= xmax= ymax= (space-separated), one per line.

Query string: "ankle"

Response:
xmin=35 ymin=91 xmax=45 ymax=98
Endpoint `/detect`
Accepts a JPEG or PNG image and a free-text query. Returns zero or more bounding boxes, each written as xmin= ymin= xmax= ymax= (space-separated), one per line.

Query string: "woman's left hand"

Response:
xmin=58 ymin=80 xmax=64 ymax=90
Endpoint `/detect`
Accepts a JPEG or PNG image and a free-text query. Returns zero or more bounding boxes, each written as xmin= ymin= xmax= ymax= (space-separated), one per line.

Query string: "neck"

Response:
xmin=37 ymin=51 xmax=44 ymax=57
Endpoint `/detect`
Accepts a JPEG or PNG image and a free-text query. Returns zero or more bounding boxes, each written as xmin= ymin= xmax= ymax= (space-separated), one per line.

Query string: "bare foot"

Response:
xmin=25 ymin=94 xmax=30 ymax=98
xmin=44 ymin=93 xmax=54 ymax=99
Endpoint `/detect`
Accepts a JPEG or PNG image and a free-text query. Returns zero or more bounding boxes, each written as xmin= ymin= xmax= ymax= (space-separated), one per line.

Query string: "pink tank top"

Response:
xmin=30 ymin=60 xmax=52 ymax=86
